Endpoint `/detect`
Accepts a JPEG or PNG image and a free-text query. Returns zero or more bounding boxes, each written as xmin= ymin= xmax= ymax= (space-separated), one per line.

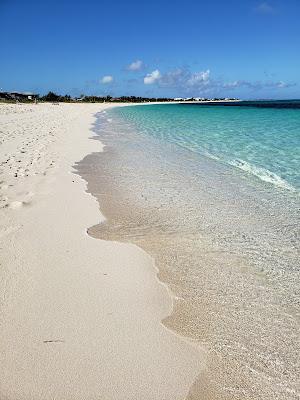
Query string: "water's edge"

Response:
xmin=76 ymin=107 xmax=299 ymax=400
xmin=74 ymin=110 xmax=207 ymax=400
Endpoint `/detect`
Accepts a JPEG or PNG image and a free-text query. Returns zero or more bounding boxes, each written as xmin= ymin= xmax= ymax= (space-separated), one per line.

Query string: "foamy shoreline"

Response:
xmin=0 ymin=102 xmax=202 ymax=399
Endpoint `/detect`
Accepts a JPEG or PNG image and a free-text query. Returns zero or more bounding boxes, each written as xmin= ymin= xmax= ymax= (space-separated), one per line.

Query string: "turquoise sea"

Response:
xmin=114 ymin=101 xmax=300 ymax=192
xmin=80 ymin=101 xmax=300 ymax=399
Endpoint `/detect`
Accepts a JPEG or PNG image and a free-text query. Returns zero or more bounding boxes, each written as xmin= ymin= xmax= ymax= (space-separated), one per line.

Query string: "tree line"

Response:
xmin=39 ymin=92 xmax=173 ymax=103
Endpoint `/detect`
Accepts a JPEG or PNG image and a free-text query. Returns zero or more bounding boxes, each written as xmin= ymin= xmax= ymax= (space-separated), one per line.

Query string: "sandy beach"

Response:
xmin=0 ymin=103 xmax=202 ymax=400
xmin=1 ymin=0 xmax=299 ymax=397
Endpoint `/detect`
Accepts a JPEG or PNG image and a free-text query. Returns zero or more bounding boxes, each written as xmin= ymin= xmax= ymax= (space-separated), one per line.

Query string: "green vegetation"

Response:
xmin=38 ymin=92 xmax=173 ymax=103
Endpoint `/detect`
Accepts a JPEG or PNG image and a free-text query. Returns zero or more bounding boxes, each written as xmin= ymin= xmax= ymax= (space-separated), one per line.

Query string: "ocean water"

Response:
xmin=77 ymin=102 xmax=300 ymax=400
xmin=113 ymin=102 xmax=300 ymax=192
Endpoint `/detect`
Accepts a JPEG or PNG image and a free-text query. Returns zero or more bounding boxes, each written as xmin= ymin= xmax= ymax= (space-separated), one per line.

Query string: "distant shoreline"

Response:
xmin=179 ymin=99 xmax=300 ymax=108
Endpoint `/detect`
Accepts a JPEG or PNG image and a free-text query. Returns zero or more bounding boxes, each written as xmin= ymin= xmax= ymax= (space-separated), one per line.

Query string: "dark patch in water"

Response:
xmin=181 ymin=100 xmax=300 ymax=109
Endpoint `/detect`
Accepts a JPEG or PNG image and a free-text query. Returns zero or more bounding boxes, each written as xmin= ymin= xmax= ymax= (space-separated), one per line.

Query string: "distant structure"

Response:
xmin=174 ymin=97 xmax=240 ymax=102
xmin=0 ymin=91 xmax=38 ymax=101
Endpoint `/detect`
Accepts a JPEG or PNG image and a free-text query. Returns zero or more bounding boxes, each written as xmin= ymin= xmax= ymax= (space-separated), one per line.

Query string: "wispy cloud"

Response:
xmin=223 ymin=80 xmax=296 ymax=90
xmin=101 ymin=75 xmax=114 ymax=84
xmin=142 ymin=66 xmax=295 ymax=95
xmin=144 ymin=69 xmax=161 ymax=84
xmin=147 ymin=67 xmax=212 ymax=92
xmin=158 ymin=68 xmax=190 ymax=87
xmin=127 ymin=60 xmax=143 ymax=71
xmin=186 ymin=70 xmax=210 ymax=87
xmin=255 ymin=2 xmax=275 ymax=14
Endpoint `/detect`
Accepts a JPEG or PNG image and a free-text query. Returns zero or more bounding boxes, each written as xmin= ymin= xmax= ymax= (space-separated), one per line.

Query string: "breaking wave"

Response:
xmin=229 ymin=159 xmax=296 ymax=192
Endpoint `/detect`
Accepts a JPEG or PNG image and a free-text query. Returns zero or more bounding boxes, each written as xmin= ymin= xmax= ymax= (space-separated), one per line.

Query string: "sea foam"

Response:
xmin=229 ymin=158 xmax=296 ymax=192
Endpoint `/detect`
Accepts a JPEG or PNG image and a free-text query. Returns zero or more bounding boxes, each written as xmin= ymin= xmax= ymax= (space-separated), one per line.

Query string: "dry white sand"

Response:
xmin=0 ymin=103 xmax=202 ymax=400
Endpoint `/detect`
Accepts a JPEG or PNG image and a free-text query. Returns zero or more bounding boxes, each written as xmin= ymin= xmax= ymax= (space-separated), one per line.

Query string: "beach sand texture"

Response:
xmin=0 ymin=103 xmax=202 ymax=400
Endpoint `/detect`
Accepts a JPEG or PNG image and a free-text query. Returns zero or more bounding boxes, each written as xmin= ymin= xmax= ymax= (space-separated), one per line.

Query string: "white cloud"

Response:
xmin=158 ymin=67 xmax=212 ymax=92
xmin=187 ymin=69 xmax=210 ymax=86
xmin=142 ymin=66 xmax=295 ymax=95
xmin=101 ymin=75 xmax=113 ymax=84
xmin=144 ymin=69 xmax=161 ymax=84
xmin=276 ymin=81 xmax=289 ymax=88
xmin=222 ymin=80 xmax=240 ymax=89
xmin=222 ymin=79 xmax=296 ymax=90
xmin=127 ymin=60 xmax=143 ymax=71
xmin=255 ymin=2 xmax=275 ymax=14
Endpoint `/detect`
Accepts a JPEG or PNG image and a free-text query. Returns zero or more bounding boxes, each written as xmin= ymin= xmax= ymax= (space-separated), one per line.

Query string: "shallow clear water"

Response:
xmin=113 ymin=103 xmax=300 ymax=192
xmin=77 ymin=103 xmax=300 ymax=400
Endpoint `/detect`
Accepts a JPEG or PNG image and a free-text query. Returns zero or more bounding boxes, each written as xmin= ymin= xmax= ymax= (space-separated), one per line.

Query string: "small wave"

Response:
xmin=229 ymin=159 xmax=296 ymax=191
xmin=202 ymin=151 xmax=220 ymax=161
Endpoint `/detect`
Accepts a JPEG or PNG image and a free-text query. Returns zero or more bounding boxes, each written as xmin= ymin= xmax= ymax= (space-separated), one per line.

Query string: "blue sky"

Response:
xmin=1 ymin=0 xmax=299 ymax=99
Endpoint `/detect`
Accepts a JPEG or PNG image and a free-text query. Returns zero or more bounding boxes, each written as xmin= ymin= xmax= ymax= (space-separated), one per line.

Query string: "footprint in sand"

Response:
xmin=7 ymin=191 xmax=34 ymax=209
xmin=8 ymin=201 xmax=23 ymax=209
